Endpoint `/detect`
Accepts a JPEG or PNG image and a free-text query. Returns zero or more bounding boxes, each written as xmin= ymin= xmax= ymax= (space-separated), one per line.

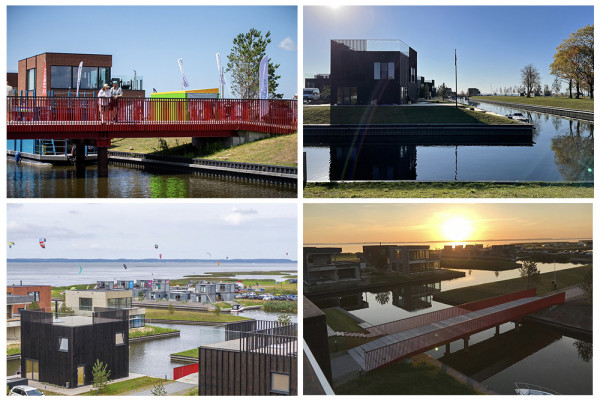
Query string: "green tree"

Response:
xmin=437 ymin=83 xmax=449 ymax=101
xmin=213 ymin=305 xmax=221 ymax=315
xmin=91 ymin=359 xmax=111 ymax=394
xmin=550 ymin=25 xmax=593 ymax=99
xmin=226 ymin=28 xmax=281 ymax=99
xmin=519 ymin=260 xmax=541 ymax=288
xmin=58 ymin=303 xmax=74 ymax=316
xmin=151 ymin=381 xmax=167 ymax=396
xmin=521 ymin=64 xmax=541 ymax=97
xmin=168 ymin=304 xmax=175 ymax=315
xmin=27 ymin=301 xmax=40 ymax=310
xmin=579 ymin=269 xmax=592 ymax=303
xmin=276 ymin=313 xmax=292 ymax=326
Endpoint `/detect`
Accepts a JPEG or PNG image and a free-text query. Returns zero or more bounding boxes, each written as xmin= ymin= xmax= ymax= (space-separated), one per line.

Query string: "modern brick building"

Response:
xmin=330 ymin=39 xmax=418 ymax=105
xmin=14 ymin=52 xmax=144 ymax=97
xmin=6 ymin=285 xmax=52 ymax=314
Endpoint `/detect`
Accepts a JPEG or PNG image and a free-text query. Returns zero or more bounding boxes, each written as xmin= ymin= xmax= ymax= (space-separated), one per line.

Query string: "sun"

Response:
xmin=441 ymin=216 xmax=473 ymax=242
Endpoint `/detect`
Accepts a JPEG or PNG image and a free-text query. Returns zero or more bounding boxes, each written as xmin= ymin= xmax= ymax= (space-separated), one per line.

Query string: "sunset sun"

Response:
xmin=441 ymin=216 xmax=473 ymax=242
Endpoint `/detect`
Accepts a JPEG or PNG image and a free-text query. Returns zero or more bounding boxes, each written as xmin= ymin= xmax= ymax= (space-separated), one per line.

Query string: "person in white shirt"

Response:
xmin=98 ymin=84 xmax=111 ymax=123
xmin=110 ymin=81 xmax=123 ymax=122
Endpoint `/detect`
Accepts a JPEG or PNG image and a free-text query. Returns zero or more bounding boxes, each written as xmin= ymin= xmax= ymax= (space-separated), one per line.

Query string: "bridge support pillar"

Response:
xmin=444 ymin=343 xmax=451 ymax=356
xmin=75 ymin=144 xmax=86 ymax=178
xmin=495 ymin=325 xmax=500 ymax=336
xmin=514 ymin=321 xmax=520 ymax=331
xmin=463 ymin=337 xmax=469 ymax=352
xmin=97 ymin=147 xmax=109 ymax=178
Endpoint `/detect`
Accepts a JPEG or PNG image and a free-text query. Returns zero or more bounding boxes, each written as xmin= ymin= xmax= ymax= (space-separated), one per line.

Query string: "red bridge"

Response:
xmin=349 ymin=289 xmax=565 ymax=371
xmin=7 ymin=96 xmax=297 ymax=176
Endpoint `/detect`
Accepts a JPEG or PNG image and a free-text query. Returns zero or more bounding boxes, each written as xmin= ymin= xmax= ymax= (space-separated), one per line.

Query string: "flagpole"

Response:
xmin=455 ymin=49 xmax=458 ymax=108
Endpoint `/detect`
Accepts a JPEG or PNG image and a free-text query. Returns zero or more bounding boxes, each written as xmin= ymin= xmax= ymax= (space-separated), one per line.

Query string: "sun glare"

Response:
xmin=441 ymin=216 xmax=473 ymax=242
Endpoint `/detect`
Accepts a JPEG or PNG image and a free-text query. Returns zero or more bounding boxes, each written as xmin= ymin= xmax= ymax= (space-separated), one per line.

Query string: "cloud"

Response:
xmin=222 ymin=207 xmax=258 ymax=225
xmin=278 ymin=37 xmax=296 ymax=51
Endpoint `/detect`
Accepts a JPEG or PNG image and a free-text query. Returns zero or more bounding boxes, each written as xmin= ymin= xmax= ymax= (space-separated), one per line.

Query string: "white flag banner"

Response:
xmin=178 ymin=58 xmax=190 ymax=88
xmin=216 ymin=53 xmax=226 ymax=86
xmin=76 ymin=61 xmax=83 ymax=96
xmin=259 ymin=55 xmax=269 ymax=100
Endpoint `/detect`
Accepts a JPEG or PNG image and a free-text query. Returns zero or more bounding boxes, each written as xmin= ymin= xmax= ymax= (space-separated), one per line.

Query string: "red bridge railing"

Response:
xmin=7 ymin=96 xmax=297 ymax=135
xmin=362 ymin=291 xmax=565 ymax=371
xmin=173 ymin=363 xmax=199 ymax=380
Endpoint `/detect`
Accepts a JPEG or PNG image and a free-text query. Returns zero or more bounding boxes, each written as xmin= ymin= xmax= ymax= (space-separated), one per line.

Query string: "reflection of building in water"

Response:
xmin=391 ymin=282 xmax=441 ymax=312
xmin=304 ymin=247 xmax=361 ymax=285
xmin=443 ymin=243 xmax=484 ymax=257
xmin=329 ymin=144 xmax=417 ymax=180
xmin=362 ymin=245 xmax=440 ymax=273
xmin=310 ymin=292 xmax=369 ymax=312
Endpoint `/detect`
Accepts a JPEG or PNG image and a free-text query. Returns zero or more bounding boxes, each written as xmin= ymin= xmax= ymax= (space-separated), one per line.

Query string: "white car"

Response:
xmin=303 ymin=88 xmax=320 ymax=102
xmin=9 ymin=385 xmax=44 ymax=396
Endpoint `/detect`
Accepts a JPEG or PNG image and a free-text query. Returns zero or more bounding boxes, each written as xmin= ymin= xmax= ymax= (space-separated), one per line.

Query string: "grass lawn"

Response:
xmin=81 ymin=376 xmax=167 ymax=396
xmin=336 ymin=253 xmax=360 ymax=262
xmin=173 ymin=348 xmax=199 ymax=358
xmin=51 ymin=283 xmax=95 ymax=300
xmin=441 ymin=258 xmax=519 ymax=270
xmin=304 ymin=105 xmax=518 ymax=125
xmin=329 ymin=336 xmax=379 ymax=353
xmin=110 ymin=133 xmax=298 ymax=167
xmin=304 ymin=182 xmax=594 ymax=199
xmin=335 ymin=360 xmax=478 ymax=395
xmin=323 ymin=308 xmax=367 ymax=333
xmin=7 ymin=344 xmax=21 ymax=355
xmin=129 ymin=325 xmax=179 ymax=339
xmin=436 ymin=265 xmax=592 ymax=304
xmin=263 ymin=300 xmax=297 ymax=313
xmin=213 ymin=302 xmax=232 ymax=309
xmin=472 ymin=95 xmax=594 ymax=112
xmin=145 ymin=309 xmax=250 ymax=322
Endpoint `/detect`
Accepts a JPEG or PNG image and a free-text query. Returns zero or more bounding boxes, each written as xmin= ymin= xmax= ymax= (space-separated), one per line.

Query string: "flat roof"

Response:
xmin=333 ymin=39 xmax=410 ymax=55
xmin=18 ymin=52 xmax=112 ymax=62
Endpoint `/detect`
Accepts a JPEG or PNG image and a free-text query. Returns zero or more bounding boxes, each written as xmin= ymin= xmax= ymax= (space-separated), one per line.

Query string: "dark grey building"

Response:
xmin=362 ymin=245 xmax=440 ymax=273
xmin=330 ymin=39 xmax=418 ymax=105
xmin=303 ymin=247 xmax=361 ymax=285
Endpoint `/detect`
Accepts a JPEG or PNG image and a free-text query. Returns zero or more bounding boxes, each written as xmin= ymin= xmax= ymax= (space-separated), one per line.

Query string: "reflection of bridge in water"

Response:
xmin=439 ymin=322 xmax=562 ymax=382
xmin=348 ymin=289 xmax=565 ymax=371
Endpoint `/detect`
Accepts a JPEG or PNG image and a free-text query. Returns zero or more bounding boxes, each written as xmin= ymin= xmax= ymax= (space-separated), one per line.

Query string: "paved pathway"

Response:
xmin=127 ymin=381 xmax=196 ymax=396
xmin=28 ymin=373 xmax=145 ymax=395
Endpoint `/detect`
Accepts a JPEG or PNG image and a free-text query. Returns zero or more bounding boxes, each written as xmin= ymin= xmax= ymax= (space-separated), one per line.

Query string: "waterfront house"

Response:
xmin=7 ymin=294 xmax=35 ymax=341
xmin=7 ymin=284 xmax=52 ymax=313
xmin=362 ymin=245 xmax=440 ymax=273
xmin=146 ymin=279 xmax=170 ymax=300
xmin=193 ymin=282 xmax=236 ymax=302
xmin=65 ymin=289 xmax=145 ymax=328
xmin=330 ymin=39 xmax=418 ymax=105
xmin=303 ymin=247 xmax=361 ymax=285
xmin=20 ymin=308 xmax=129 ymax=388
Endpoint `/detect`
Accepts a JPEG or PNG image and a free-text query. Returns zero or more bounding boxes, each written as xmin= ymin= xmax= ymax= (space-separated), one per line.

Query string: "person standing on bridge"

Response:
xmin=98 ymin=84 xmax=111 ymax=123
xmin=110 ymin=81 xmax=123 ymax=123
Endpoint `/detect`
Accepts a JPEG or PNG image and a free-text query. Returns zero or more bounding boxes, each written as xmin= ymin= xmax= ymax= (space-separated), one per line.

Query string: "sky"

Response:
xmin=7 ymin=6 xmax=298 ymax=98
xmin=6 ymin=203 xmax=297 ymax=260
xmin=304 ymin=6 xmax=593 ymax=94
xmin=304 ymin=203 xmax=592 ymax=252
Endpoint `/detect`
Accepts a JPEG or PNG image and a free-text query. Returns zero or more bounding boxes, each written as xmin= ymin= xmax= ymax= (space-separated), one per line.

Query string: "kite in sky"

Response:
xmin=39 ymin=238 xmax=46 ymax=249
xmin=8 ymin=242 xmax=15 ymax=248
xmin=123 ymin=264 xmax=127 ymax=270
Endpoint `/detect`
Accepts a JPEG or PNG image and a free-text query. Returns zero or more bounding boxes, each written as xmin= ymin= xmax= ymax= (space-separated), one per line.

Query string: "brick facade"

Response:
xmin=7 ymin=285 xmax=52 ymax=313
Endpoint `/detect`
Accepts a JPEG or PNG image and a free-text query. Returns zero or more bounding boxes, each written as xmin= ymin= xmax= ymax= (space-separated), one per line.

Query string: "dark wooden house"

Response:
xmin=20 ymin=308 xmax=129 ymax=388
xmin=198 ymin=320 xmax=297 ymax=395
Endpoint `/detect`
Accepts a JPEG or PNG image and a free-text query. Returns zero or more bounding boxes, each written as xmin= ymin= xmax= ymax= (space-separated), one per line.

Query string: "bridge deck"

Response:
xmin=349 ymin=292 xmax=565 ymax=371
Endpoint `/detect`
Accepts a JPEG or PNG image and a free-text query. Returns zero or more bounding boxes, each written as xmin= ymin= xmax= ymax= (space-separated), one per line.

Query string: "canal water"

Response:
xmin=7 ymin=261 xmax=296 ymax=286
xmin=309 ymin=263 xmax=591 ymax=395
xmin=304 ymin=103 xmax=593 ymax=182
xmin=7 ymin=161 xmax=296 ymax=198
xmin=7 ymin=310 xmax=297 ymax=380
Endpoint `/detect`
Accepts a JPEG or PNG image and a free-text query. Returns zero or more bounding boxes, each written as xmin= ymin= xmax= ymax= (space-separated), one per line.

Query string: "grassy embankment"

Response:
xmin=80 ymin=376 xmax=168 ymax=396
xmin=109 ymin=132 xmax=297 ymax=167
xmin=435 ymin=265 xmax=591 ymax=304
xmin=7 ymin=343 xmax=20 ymax=356
xmin=128 ymin=325 xmax=179 ymax=339
xmin=145 ymin=308 xmax=250 ymax=323
xmin=304 ymin=181 xmax=594 ymax=199
xmin=335 ymin=359 xmax=479 ymax=395
xmin=441 ymin=258 xmax=519 ymax=270
xmin=323 ymin=308 xmax=367 ymax=334
xmin=304 ymin=105 xmax=519 ymax=125
xmin=471 ymin=95 xmax=594 ymax=112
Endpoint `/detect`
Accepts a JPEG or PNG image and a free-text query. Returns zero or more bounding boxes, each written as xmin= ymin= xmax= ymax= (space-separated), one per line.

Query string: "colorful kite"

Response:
xmin=39 ymin=238 xmax=46 ymax=249
xmin=8 ymin=242 xmax=15 ymax=248
xmin=155 ymin=244 xmax=158 ymax=249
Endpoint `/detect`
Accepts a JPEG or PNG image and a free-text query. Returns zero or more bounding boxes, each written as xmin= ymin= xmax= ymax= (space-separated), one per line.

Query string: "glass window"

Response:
xmin=381 ymin=62 xmax=388 ymax=80
xmin=26 ymin=69 xmax=36 ymax=91
xmin=79 ymin=297 xmax=92 ymax=311
xmin=350 ymin=87 xmax=357 ymax=105
xmin=28 ymin=291 xmax=40 ymax=302
xmin=115 ymin=332 xmax=125 ymax=346
xmin=374 ymin=62 xmax=380 ymax=80
xmin=270 ymin=372 xmax=290 ymax=395
xmin=410 ymin=67 xmax=416 ymax=83
xmin=99 ymin=67 xmax=111 ymax=87
xmin=50 ymin=66 xmax=72 ymax=89
xmin=59 ymin=337 xmax=68 ymax=352
xmin=388 ymin=62 xmax=395 ymax=79
xmin=73 ymin=66 xmax=99 ymax=90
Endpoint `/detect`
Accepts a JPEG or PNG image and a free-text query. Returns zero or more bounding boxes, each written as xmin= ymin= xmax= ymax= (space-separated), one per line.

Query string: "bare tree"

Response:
xmin=521 ymin=64 xmax=541 ymax=97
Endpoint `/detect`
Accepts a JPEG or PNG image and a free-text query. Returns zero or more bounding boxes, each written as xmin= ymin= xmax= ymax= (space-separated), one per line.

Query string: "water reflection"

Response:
xmin=305 ymin=102 xmax=593 ymax=182
xmin=574 ymin=340 xmax=592 ymax=362
xmin=7 ymin=162 xmax=295 ymax=198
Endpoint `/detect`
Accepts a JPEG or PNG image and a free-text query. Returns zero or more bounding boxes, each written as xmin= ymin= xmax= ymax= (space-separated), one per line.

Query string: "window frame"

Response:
xmin=58 ymin=337 xmax=69 ymax=352
xmin=115 ymin=332 xmax=125 ymax=346
xmin=270 ymin=371 xmax=291 ymax=395
xmin=79 ymin=297 xmax=93 ymax=311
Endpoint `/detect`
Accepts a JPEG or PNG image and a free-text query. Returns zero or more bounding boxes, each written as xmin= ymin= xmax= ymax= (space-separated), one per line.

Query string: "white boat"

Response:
xmin=515 ymin=382 xmax=560 ymax=395
xmin=230 ymin=304 xmax=245 ymax=313
xmin=505 ymin=112 xmax=530 ymax=123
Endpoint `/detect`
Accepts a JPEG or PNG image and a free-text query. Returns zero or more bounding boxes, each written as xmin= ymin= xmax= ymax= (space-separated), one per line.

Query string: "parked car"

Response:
xmin=10 ymin=386 xmax=44 ymax=396
xmin=303 ymin=88 xmax=320 ymax=102
xmin=288 ymin=279 xmax=297 ymax=284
